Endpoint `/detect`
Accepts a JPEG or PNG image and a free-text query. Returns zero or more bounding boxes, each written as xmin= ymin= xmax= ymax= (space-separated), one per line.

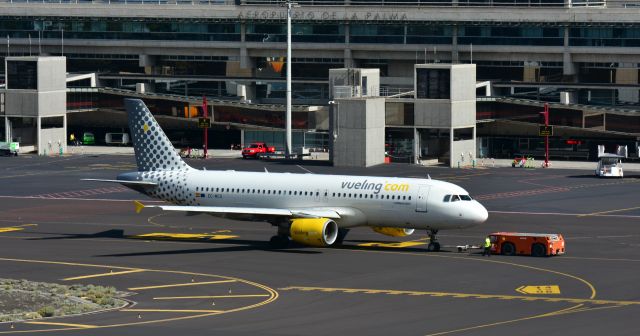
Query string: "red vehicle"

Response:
xmin=242 ymin=142 xmax=276 ymax=159
xmin=489 ymin=232 xmax=565 ymax=257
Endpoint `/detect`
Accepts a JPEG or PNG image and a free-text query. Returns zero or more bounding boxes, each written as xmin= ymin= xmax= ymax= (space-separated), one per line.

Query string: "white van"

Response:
xmin=105 ymin=133 xmax=130 ymax=145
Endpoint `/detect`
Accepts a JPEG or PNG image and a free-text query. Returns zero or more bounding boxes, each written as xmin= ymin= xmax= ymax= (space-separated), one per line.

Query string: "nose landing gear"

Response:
xmin=427 ymin=229 xmax=440 ymax=252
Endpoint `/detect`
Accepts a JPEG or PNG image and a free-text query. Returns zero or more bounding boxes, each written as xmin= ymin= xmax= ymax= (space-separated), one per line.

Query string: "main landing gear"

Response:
xmin=269 ymin=224 xmax=290 ymax=248
xmin=427 ymin=229 xmax=440 ymax=252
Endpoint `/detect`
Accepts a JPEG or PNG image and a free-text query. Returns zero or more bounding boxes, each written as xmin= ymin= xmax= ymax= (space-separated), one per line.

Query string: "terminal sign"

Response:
xmin=539 ymin=126 xmax=553 ymax=136
xmin=198 ymin=118 xmax=211 ymax=129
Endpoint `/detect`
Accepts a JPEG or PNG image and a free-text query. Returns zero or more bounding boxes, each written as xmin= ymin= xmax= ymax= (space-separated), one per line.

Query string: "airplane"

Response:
xmin=86 ymin=99 xmax=488 ymax=251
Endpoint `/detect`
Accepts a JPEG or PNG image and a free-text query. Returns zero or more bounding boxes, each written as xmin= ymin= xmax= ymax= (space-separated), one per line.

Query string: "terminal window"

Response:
xmin=416 ymin=68 xmax=450 ymax=99
xmin=7 ymin=61 xmax=38 ymax=90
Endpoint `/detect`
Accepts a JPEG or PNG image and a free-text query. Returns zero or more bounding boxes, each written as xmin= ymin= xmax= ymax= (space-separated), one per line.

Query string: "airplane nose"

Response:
xmin=475 ymin=202 xmax=489 ymax=224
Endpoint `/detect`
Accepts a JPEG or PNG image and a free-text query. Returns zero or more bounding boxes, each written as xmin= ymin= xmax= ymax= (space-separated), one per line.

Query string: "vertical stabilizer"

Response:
xmin=125 ymin=98 xmax=189 ymax=172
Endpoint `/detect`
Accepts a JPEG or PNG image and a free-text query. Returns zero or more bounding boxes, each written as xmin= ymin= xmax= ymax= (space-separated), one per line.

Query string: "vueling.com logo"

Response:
xmin=341 ymin=180 xmax=409 ymax=194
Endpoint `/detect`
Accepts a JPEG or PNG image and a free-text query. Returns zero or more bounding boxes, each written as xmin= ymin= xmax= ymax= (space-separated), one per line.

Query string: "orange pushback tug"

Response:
xmin=489 ymin=232 xmax=565 ymax=257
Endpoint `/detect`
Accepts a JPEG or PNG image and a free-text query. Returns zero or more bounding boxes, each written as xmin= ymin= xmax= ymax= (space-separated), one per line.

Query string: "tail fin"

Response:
xmin=125 ymin=99 xmax=189 ymax=172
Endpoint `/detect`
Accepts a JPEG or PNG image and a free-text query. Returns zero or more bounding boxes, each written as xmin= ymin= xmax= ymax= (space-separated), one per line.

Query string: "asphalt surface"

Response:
xmin=0 ymin=154 xmax=639 ymax=336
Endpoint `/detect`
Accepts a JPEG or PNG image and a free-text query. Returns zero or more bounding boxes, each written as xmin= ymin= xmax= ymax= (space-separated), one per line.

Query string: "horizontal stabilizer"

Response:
xmin=82 ymin=178 xmax=158 ymax=187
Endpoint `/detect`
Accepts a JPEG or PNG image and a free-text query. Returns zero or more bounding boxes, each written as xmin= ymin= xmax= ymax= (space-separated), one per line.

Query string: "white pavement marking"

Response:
xmin=296 ymin=165 xmax=313 ymax=174
xmin=490 ymin=210 xmax=640 ymax=219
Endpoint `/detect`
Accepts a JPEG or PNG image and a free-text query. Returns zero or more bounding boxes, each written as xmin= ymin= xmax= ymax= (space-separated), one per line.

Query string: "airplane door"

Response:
xmin=416 ymin=186 xmax=430 ymax=212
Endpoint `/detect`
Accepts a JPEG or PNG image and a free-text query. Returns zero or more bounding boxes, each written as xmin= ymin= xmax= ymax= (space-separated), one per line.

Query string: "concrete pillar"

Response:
xmin=451 ymin=25 xmax=459 ymax=64
xmin=413 ymin=127 xmax=420 ymax=164
xmin=4 ymin=117 xmax=9 ymax=142
xmin=616 ymin=67 xmax=639 ymax=103
xmin=139 ymin=54 xmax=156 ymax=75
xmin=239 ymin=23 xmax=254 ymax=69
xmin=344 ymin=49 xmax=354 ymax=68
xmin=563 ymin=28 xmax=577 ymax=79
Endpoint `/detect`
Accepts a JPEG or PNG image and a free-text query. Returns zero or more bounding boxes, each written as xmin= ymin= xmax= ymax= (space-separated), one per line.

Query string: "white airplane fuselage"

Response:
xmin=166 ymin=169 xmax=487 ymax=231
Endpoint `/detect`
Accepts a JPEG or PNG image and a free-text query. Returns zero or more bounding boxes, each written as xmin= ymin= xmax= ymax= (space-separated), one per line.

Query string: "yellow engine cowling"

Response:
xmin=372 ymin=227 xmax=415 ymax=237
xmin=290 ymin=218 xmax=338 ymax=247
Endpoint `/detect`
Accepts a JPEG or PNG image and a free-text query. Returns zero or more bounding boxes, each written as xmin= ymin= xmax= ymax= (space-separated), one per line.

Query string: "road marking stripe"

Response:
xmin=578 ymin=205 xmax=640 ymax=217
xmin=25 ymin=321 xmax=97 ymax=328
xmin=128 ymin=280 xmax=236 ymax=291
xmin=63 ymin=269 xmax=145 ymax=281
xmin=279 ymin=286 xmax=640 ymax=306
xmin=490 ymin=210 xmax=640 ymax=219
xmin=0 ymin=227 xmax=24 ymax=233
xmin=122 ymin=309 xmax=224 ymax=313
xmin=153 ymin=294 xmax=271 ymax=300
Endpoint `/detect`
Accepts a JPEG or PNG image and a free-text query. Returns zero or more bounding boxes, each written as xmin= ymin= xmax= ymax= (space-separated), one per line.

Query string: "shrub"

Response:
xmin=37 ymin=306 xmax=54 ymax=317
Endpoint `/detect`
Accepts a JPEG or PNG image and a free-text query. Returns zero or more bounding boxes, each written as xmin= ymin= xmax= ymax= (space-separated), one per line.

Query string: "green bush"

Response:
xmin=37 ymin=306 xmax=54 ymax=317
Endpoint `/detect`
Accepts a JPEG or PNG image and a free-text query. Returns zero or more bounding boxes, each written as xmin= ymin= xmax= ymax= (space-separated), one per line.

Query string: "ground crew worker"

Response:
xmin=482 ymin=236 xmax=491 ymax=257
xmin=69 ymin=133 xmax=76 ymax=146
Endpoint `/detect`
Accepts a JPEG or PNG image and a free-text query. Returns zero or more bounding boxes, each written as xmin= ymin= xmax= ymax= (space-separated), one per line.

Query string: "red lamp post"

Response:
xmin=202 ymin=95 xmax=208 ymax=159
xmin=540 ymin=102 xmax=549 ymax=168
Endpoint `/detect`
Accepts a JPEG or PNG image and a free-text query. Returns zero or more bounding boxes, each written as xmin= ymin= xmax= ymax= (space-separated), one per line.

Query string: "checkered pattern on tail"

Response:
xmin=125 ymin=99 xmax=189 ymax=172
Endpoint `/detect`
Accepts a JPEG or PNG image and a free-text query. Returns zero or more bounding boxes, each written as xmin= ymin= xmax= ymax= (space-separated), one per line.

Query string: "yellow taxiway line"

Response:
xmin=122 ymin=309 xmax=224 ymax=313
xmin=128 ymin=279 xmax=236 ymax=291
xmin=25 ymin=321 xmax=96 ymax=329
xmin=153 ymin=294 xmax=271 ymax=300
xmin=62 ymin=269 xmax=145 ymax=281
xmin=578 ymin=205 xmax=640 ymax=217
xmin=279 ymin=286 xmax=640 ymax=306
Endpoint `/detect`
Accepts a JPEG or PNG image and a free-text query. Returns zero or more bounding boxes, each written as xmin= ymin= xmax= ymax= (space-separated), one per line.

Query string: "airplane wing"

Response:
xmin=135 ymin=201 xmax=341 ymax=219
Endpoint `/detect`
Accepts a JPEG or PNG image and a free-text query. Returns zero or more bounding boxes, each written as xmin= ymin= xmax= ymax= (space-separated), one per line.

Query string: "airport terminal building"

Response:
xmin=0 ymin=0 xmax=639 ymax=163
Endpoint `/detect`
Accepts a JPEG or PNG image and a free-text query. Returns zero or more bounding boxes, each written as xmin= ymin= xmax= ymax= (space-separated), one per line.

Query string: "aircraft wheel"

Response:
xmin=427 ymin=242 xmax=440 ymax=252
xmin=269 ymin=235 xmax=289 ymax=248
xmin=334 ymin=228 xmax=349 ymax=245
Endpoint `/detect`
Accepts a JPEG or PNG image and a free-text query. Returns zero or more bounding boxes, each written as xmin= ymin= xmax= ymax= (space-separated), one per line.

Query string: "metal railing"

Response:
xmin=0 ymin=0 xmax=629 ymax=7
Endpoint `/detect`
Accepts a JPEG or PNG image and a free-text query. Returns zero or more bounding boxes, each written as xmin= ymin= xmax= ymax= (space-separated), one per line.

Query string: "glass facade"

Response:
xmin=0 ymin=19 xmax=240 ymax=42
xmin=570 ymin=28 xmax=640 ymax=47
xmin=459 ymin=26 xmax=563 ymax=46
xmin=350 ymin=24 xmax=404 ymax=44
xmin=246 ymin=24 xmax=344 ymax=43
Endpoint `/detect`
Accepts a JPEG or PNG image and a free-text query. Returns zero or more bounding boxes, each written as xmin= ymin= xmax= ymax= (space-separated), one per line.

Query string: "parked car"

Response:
xmin=82 ymin=132 xmax=95 ymax=145
xmin=242 ymin=142 xmax=276 ymax=159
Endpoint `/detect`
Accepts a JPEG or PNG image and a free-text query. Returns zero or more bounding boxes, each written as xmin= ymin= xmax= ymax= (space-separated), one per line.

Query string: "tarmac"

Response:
xmin=0 ymin=154 xmax=638 ymax=335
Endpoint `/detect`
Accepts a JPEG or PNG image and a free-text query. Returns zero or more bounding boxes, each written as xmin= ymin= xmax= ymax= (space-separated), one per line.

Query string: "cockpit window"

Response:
xmin=443 ymin=195 xmax=451 ymax=202
xmin=451 ymin=195 xmax=461 ymax=202
xmin=460 ymin=195 xmax=472 ymax=201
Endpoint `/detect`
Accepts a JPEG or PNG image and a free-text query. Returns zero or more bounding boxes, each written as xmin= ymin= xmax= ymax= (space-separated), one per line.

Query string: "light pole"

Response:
xmin=328 ymin=100 xmax=339 ymax=141
xmin=284 ymin=0 xmax=298 ymax=158
xmin=540 ymin=102 xmax=550 ymax=168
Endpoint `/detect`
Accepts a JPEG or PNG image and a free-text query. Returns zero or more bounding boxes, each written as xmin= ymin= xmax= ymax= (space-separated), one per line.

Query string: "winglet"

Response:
xmin=134 ymin=200 xmax=145 ymax=214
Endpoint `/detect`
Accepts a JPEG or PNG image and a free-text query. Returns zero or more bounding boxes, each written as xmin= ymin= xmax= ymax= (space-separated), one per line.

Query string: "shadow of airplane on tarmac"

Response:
xmin=24 ymin=229 xmax=459 ymax=257
xmin=27 ymin=229 xmax=321 ymax=255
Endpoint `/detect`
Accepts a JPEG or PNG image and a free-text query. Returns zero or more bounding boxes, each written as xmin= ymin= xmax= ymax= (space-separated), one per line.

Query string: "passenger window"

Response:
xmin=375 ymin=195 xmax=379 ymax=199
xmin=402 ymin=196 xmax=406 ymax=200
xmin=443 ymin=195 xmax=451 ymax=202
xmin=408 ymin=196 xmax=411 ymax=200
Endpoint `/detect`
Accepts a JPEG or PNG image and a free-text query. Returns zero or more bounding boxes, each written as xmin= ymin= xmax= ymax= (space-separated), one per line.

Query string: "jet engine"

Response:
xmin=290 ymin=218 xmax=338 ymax=247
xmin=372 ymin=227 xmax=415 ymax=237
